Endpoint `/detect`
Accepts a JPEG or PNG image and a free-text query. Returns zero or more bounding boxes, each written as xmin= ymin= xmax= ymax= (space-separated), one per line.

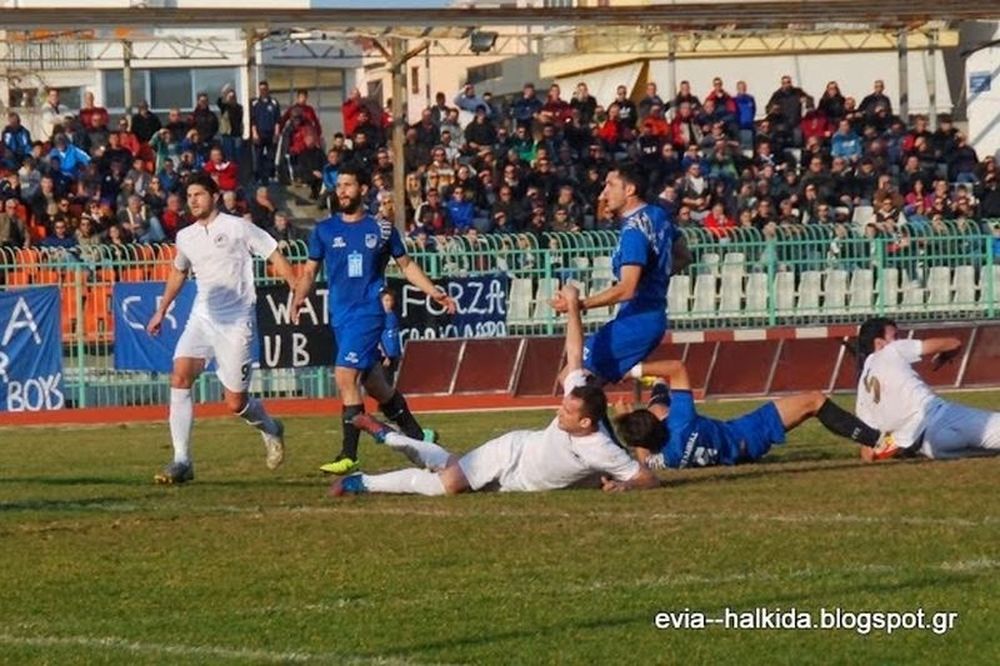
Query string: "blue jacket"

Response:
xmin=250 ymin=96 xmax=281 ymax=137
xmin=734 ymin=94 xmax=756 ymax=130
xmin=446 ymin=199 xmax=475 ymax=232
xmin=2 ymin=124 xmax=32 ymax=160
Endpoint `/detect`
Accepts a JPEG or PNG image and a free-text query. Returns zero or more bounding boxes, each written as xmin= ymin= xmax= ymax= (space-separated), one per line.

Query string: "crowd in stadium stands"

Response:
xmin=2 ymin=74 xmax=1000 ymax=269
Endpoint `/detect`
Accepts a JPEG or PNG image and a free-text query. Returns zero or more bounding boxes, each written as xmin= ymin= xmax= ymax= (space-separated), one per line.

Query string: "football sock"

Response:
xmin=817 ymin=399 xmax=880 ymax=446
xmin=340 ymin=404 xmax=364 ymax=460
xmin=361 ymin=469 xmax=446 ymax=496
xmin=169 ymin=387 xmax=193 ymax=464
xmin=384 ymin=431 xmax=451 ymax=470
xmin=238 ymin=397 xmax=279 ymax=436
xmin=379 ymin=391 xmax=424 ymax=440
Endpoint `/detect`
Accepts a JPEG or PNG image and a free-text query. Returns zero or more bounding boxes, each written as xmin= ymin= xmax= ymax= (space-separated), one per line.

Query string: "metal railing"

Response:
xmin=1 ymin=219 xmax=997 ymax=407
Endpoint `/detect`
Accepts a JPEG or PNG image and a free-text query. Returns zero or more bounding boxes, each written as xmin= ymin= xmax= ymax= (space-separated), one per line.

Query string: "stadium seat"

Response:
xmin=953 ymin=265 xmax=977 ymax=309
xmin=823 ymin=269 xmax=848 ymax=315
xmin=84 ymin=285 xmax=114 ymax=344
xmin=149 ymin=261 xmax=174 ymax=281
xmin=668 ymin=274 xmax=690 ymax=320
xmin=797 ymin=271 xmax=822 ymax=315
xmin=532 ymin=277 xmax=559 ymax=323
xmin=61 ymin=285 xmax=82 ymax=342
xmin=774 ymin=271 xmax=796 ymax=314
xmin=877 ymin=268 xmax=900 ymax=311
xmin=692 ymin=273 xmax=716 ymax=316
xmin=701 ymin=252 xmax=721 ymax=277
xmin=979 ymin=265 xmax=1000 ymax=307
xmin=901 ymin=276 xmax=925 ymax=311
xmin=745 ymin=272 xmax=768 ymax=318
xmin=120 ymin=265 xmax=147 ymax=282
xmin=589 ymin=256 xmax=613 ymax=295
xmin=927 ymin=266 xmax=952 ymax=307
xmin=507 ymin=278 xmax=533 ymax=324
xmin=719 ymin=262 xmax=744 ymax=316
xmin=848 ymin=268 xmax=874 ymax=312
xmin=35 ymin=268 xmax=61 ymax=285
xmin=722 ymin=251 xmax=746 ymax=270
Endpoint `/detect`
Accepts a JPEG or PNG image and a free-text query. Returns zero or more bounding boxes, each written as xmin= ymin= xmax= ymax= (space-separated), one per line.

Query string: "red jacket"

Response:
xmin=203 ymin=160 xmax=239 ymax=191
xmin=703 ymin=211 xmax=735 ymax=237
xmin=342 ymin=98 xmax=363 ymax=137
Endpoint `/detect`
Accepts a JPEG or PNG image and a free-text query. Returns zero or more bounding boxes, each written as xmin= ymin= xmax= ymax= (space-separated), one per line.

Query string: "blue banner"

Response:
xmin=0 ymin=287 xmax=65 ymax=412
xmin=113 ymin=282 xmax=196 ymax=373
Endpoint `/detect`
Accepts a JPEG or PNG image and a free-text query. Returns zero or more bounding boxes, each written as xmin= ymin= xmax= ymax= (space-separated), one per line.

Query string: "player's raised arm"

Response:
xmin=561 ymin=284 xmax=584 ymax=373
xmin=395 ymin=254 xmax=457 ymax=313
xmin=147 ymin=264 xmax=188 ymax=335
xmin=631 ymin=359 xmax=691 ymax=391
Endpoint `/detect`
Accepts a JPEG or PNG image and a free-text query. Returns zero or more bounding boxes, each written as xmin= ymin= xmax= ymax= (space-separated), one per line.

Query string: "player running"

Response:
xmin=552 ymin=163 xmax=690 ymax=384
xmin=291 ymin=165 xmax=456 ymax=475
xmin=331 ymin=285 xmax=659 ymax=496
xmin=855 ymin=317 xmax=1000 ymax=460
xmin=146 ymin=173 xmax=295 ymax=484
xmin=613 ymin=358 xmax=897 ymax=469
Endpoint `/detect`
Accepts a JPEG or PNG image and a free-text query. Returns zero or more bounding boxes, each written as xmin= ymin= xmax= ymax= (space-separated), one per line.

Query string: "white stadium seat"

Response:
xmin=848 ymin=268 xmax=874 ymax=311
xmin=927 ymin=266 xmax=952 ymax=307
xmin=775 ymin=271 xmax=796 ymax=314
xmin=979 ymin=265 xmax=1000 ymax=307
xmin=702 ymin=252 xmax=721 ymax=277
xmin=877 ymin=267 xmax=900 ymax=312
xmin=823 ymin=269 xmax=848 ymax=315
xmin=901 ymin=276 xmax=925 ymax=310
xmin=508 ymin=278 xmax=534 ymax=324
xmin=745 ymin=272 xmax=769 ymax=317
xmin=953 ymin=265 xmax=977 ymax=309
xmin=797 ymin=271 xmax=822 ymax=314
xmin=692 ymin=274 xmax=717 ymax=315
xmin=668 ymin=274 xmax=691 ymax=319
xmin=532 ymin=278 xmax=559 ymax=321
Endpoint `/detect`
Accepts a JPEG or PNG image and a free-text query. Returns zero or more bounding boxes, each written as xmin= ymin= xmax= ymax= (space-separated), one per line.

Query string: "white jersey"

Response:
xmin=174 ymin=213 xmax=278 ymax=325
xmin=855 ymin=339 xmax=939 ymax=449
xmin=458 ymin=369 xmax=640 ymax=492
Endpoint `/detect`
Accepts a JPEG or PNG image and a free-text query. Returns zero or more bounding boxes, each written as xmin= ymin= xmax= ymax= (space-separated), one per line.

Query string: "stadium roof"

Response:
xmin=2 ymin=1 xmax=999 ymax=34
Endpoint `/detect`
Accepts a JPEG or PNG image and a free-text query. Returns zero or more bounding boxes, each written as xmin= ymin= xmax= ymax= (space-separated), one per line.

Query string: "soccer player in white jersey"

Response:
xmin=146 ymin=173 xmax=299 ymax=484
xmin=855 ymin=317 xmax=1000 ymax=460
xmin=330 ymin=284 xmax=660 ymax=496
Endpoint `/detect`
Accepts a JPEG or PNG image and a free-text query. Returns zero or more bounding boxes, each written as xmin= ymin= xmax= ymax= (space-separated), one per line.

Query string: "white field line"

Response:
xmin=0 ymin=632 xmax=440 ymax=665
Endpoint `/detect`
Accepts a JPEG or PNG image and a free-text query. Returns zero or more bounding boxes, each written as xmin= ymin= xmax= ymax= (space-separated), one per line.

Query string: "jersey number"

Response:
xmin=862 ymin=370 xmax=881 ymax=404
xmin=241 ymin=363 xmax=251 ymax=382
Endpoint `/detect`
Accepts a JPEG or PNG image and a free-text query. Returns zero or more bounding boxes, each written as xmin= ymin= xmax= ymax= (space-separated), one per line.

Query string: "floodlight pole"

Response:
xmin=927 ymin=30 xmax=938 ymax=130
xmin=391 ymin=37 xmax=407 ymax=234
xmin=897 ymin=29 xmax=909 ymax=121
xmin=122 ymin=39 xmax=134 ymax=114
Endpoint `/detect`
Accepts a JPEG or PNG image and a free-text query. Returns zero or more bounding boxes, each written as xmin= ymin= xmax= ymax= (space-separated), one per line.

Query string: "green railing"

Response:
xmin=1 ymin=219 xmax=997 ymax=407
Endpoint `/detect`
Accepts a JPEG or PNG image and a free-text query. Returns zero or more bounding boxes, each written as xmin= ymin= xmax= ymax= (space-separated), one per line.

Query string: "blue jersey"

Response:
xmin=612 ymin=203 xmax=679 ymax=315
xmin=380 ymin=311 xmax=401 ymax=360
xmin=307 ymin=214 xmax=406 ymax=325
xmin=662 ymin=390 xmax=786 ymax=468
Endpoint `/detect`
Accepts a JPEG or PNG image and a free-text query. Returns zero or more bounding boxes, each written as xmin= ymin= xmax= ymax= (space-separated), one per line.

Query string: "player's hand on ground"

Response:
xmin=146 ymin=311 xmax=164 ymax=336
xmin=601 ymin=476 xmax=626 ymax=493
xmin=432 ymin=290 xmax=458 ymax=314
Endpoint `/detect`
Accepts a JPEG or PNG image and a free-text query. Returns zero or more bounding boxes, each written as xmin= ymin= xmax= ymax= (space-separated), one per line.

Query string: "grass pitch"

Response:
xmin=1 ymin=393 xmax=998 ymax=665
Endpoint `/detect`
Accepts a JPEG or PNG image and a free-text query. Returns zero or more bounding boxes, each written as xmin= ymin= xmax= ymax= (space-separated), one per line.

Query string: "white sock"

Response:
xmin=239 ymin=397 xmax=279 ymax=436
xmin=361 ymin=469 xmax=446 ymax=496
xmin=384 ymin=431 xmax=451 ymax=470
xmin=169 ymin=387 xmax=193 ymax=464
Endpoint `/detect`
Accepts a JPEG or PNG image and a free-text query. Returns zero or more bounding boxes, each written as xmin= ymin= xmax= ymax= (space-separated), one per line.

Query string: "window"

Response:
xmin=104 ymin=70 xmax=148 ymax=108
xmin=544 ymin=0 xmax=574 ymax=7
xmin=103 ymin=67 xmax=239 ymax=111
xmin=467 ymin=62 xmax=502 ymax=86
xmin=150 ymin=69 xmax=191 ymax=110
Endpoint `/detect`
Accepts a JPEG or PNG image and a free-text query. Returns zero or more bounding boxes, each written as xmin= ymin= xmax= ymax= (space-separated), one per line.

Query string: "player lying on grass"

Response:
xmin=330 ymin=285 xmax=659 ymax=496
xmin=854 ymin=317 xmax=1000 ymax=461
xmin=612 ymin=359 xmax=898 ymax=470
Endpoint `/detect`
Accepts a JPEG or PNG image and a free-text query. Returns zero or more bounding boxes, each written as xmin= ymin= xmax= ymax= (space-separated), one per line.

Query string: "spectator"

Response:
xmin=605 ymin=85 xmax=633 ymax=129
xmin=464 ymin=106 xmax=497 ymax=156
xmin=830 ymin=119 xmax=863 ymax=163
xmin=190 ymin=92 xmax=219 ymax=147
xmin=816 ymin=81 xmax=846 ymax=124
xmin=116 ymin=117 xmax=141 ymax=157
xmin=39 ymin=217 xmax=78 ymax=255
xmin=30 ymin=175 xmax=59 ymax=230
xmin=733 ymin=81 xmax=756 ymax=150
xmin=858 ymin=80 xmax=892 ymax=118
xmin=766 ymin=75 xmax=812 ymax=144
xmin=703 ymin=201 xmax=735 ymax=238
xmin=539 ymin=84 xmax=573 ymax=126
xmin=570 ymin=82 xmax=597 ymax=125
xmin=446 ymin=185 xmax=475 ymax=233
xmin=429 ymin=91 xmax=451 ymax=127
xmin=130 ymin=100 xmax=161 ymax=144
xmin=268 ymin=210 xmax=302 ymax=248
xmin=117 ymin=194 xmax=165 ymax=243
xmin=2 ymin=112 xmax=32 ymax=168
xmin=454 ymin=83 xmax=491 ymax=118
xmin=203 ymin=146 xmax=239 ymax=192
xmin=979 ymin=174 xmax=1000 ymax=219
xmin=126 ymin=156 xmax=152 ymax=196
xmin=217 ymin=85 xmax=244 ymax=162
xmin=49 ymin=134 xmax=91 ymax=178
xmin=75 ymin=215 xmax=102 ymax=261
xmin=948 ymin=133 xmax=979 ymax=183
xmin=510 ymin=83 xmax=543 ymax=128
xmin=295 ymin=132 xmax=326 ymax=199
xmin=704 ymin=77 xmax=736 ymax=115
xmin=40 ymin=88 xmax=68 ymax=141
xmin=638 ymin=82 xmax=665 ymax=120
xmin=160 ymin=192 xmax=186 ymax=240
xmin=0 ymin=197 xmax=28 ymax=247
xmin=412 ymin=108 xmax=440 ymax=149
xmin=143 ymin=175 xmax=168 ymax=220
xmin=79 ymin=91 xmax=110 ymax=149
xmin=673 ymin=80 xmax=701 ymax=112
xmin=342 ymin=88 xmax=365 ymax=138
xmin=245 ymin=186 xmax=276 ymax=230
xmin=439 ymin=109 xmax=464 ymax=148
xmin=250 ymin=81 xmax=281 ymax=184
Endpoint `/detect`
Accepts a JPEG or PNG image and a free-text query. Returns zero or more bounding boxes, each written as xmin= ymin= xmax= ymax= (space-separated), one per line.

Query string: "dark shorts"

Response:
xmin=583 ymin=309 xmax=667 ymax=382
xmin=722 ymin=401 xmax=787 ymax=464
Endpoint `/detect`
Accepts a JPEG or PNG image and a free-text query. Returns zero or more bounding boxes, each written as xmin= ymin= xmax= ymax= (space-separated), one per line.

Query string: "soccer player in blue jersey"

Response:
xmin=292 ymin=165 xmax=456 ymax=475
xmin=612 ymin=359 xmax=896 ymax=470
xmin=379 ymin=289 xmax=402 ymax=384
xmin=552 ymin=163 xmax=690 ymax=384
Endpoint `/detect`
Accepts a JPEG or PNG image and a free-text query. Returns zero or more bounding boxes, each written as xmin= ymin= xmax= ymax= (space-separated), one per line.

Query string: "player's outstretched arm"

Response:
xmin=266 ymin=249 xmax=298 ymax=292
xmin=396 ymin=255 xmax=457 ymax=313
xmin=147 ymin=266 xmax=187 ymax=335
xmin=633 ymin=359 xmax=691 ymax=391
xmin=601 ymin=465 xmax=660 ymax=492
xmin=290 ymin=260 xmax=320 ymax=325
xmin=919 ymin=337 xmax=963 ymax=370
xmin=553 ymin=265 xmax=641 ymax=313
xmin=562 ymin=284 xmax=584 ymax=373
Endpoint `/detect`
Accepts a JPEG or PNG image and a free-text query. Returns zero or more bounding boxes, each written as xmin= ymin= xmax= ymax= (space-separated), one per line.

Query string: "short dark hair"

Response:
xmin=186 ymin=171 xmax=219 ymax=195
xmin=614 ymin=410 xmax=667 ymax=452
xmin=856 ymin=317 xmax=897 ymax=373
xmin=611 ymin=162 xmax=648 ymax=200
xmin=569 ymin=384 xmax=607 ymax=429
xmin=337 ymin=163 xmax=369 ymax=187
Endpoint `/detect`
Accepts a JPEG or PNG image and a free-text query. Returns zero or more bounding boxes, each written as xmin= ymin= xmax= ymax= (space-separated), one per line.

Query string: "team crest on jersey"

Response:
xmin=332 ymin=236 xmax=346 ymax=248
xmin=212 ymin=233 xmax=228 ymax=247
xmin=365 ymin=234 xmax=378 ymax=249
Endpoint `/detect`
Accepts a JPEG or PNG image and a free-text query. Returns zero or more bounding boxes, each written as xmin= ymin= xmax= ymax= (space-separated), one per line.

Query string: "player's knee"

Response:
xmin=225 ymin=392 xmax=247 ymax=414
xmin=807 ymin=391 xmax=827 ymax=412
xmin=170 ymin=372 xmax=195 ymax=389
xmin=438 ymin=464 xmax=469 ymax=495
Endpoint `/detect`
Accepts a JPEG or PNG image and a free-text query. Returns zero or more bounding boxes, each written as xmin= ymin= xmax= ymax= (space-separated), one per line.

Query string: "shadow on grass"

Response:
xmin=0 ymin=495 xmax=143 ymax=513
xmin=662 ymin=458 xmax=932 ymax=489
